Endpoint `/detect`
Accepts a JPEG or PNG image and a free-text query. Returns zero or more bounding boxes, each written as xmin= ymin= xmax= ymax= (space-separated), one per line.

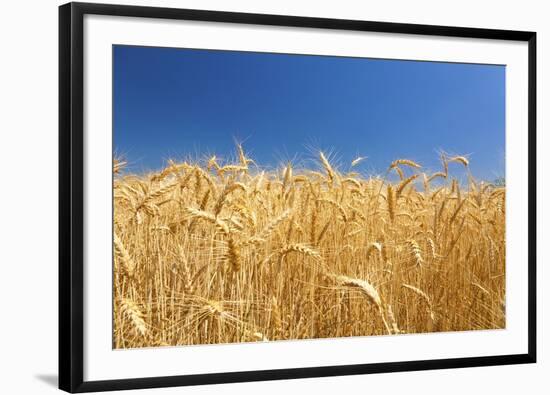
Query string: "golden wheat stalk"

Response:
xmin=184 ymin=207 xmax=230 ymax=234
xmin=120 ymin=298 xmax=148 ymax=336
xmin=280 ymin=243 xmax=322 ymax=261
xmin=113 ymin=233 xmax=135 ymax=277
xmin=319 ymin=151 xmax=336 ymax=185
xmin=390 ymin=158 xmax=422 ymax=169
xmin=401 ymin=284 xmax=435 ymax=321
xmin=329 ymin=273 xmax=392 ymax=335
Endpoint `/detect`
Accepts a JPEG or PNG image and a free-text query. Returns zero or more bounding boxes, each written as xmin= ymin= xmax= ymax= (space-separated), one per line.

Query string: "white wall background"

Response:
xmin=0 ymin=0 xmax=547 ymax=393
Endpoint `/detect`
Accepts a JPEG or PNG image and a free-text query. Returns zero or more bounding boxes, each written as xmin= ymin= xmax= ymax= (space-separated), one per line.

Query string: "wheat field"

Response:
xmin=113 ymin=146 xmax=505 ymax=349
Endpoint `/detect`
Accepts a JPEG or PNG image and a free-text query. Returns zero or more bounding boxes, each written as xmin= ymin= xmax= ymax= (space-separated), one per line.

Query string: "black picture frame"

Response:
xmin=59 ymin=2 xmax=537 ymax=393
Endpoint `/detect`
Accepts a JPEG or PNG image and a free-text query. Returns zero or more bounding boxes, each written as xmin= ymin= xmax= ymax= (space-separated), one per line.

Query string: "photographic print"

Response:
xmin=112 ymin=45 xmax=506 ymax=349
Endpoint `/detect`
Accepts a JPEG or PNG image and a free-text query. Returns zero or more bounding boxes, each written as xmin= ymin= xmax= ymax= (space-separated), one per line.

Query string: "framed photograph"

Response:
xmin=59 ymin=2 xmax=537 ymax=393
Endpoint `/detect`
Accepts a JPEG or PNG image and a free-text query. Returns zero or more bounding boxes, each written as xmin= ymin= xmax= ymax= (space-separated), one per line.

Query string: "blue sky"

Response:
xmin=113 ymin=45 xmax=505 ymax=181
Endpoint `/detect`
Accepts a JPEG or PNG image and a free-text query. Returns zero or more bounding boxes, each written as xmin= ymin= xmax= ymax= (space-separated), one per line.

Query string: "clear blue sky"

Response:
xmin=113 ymin=45 xmax=505 ymax=181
